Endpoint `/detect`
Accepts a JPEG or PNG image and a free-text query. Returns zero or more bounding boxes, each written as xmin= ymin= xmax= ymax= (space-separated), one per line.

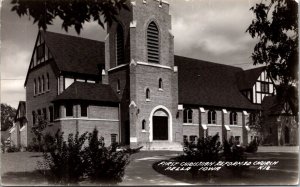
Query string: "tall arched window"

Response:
xmin=34 ymin=79 xmax=37 ymax=95
xmin=38 ymin=77 xmax=41 ymax=93
xmin=146 ymin=88 xmax=150 ymax=100
xmin=142 ymin=120 xmax=146 ymax=130
xmin=46 ymin=73 xmax=50 ymax=90
xmin=116 ymin=24 xmax=124 ymax=66
xmin=147 ymin=21 xmax=159 ymax=63
xmin=208 ymin=110 xmax=216 ymax=124
xmin=183 ymin=108 xmax=193 ymax=123
xmin=42 ymin=75 xmax=45 ymax=92
xmin=158 ymin=78 xmax=163 ymax=89
xmin=229 ymin=112 xmax=237 ymax=125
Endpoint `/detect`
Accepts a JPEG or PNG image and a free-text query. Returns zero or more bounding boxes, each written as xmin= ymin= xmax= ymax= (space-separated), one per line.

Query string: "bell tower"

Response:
xmin=105 ymin=0 xmax=182 ymax=149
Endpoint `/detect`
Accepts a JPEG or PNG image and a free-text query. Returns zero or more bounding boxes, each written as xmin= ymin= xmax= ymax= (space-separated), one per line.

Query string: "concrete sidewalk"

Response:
xmin=257 ymin=146 xmax=299 ymax=153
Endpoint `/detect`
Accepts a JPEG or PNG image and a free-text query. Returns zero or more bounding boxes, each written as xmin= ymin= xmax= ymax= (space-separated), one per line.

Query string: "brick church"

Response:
xmin=10 ymin=0 xmax=297 ymax=150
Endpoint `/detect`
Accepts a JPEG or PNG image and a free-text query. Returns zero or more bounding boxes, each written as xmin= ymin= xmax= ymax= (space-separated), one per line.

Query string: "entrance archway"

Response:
xmin=149 ymin=105 xmax=172 ymax=142
xmin=153 ymin=110 xmax=168 ymax=140
xmin=284 ymin=126 xmax=290 ymax=144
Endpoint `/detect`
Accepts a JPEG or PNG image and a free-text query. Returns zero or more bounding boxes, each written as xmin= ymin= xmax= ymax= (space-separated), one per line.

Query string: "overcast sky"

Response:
xmin=1 ymin=0 xmax=260 ymax=108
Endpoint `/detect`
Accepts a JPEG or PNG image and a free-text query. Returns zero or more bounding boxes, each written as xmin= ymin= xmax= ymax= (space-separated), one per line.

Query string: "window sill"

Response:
xmin=117 ymin=90 xmax=121 ymax=94
xmin=158 ymin=88 xmax=163 ymax=92
xmin=142 ymin=130 xmax=147 ymax=132
xmin=229 ymin=125 xmax=242 ymax=127
xmin=183 ymin=123 xmax=197 ymax=126
xmin=146 ymin=99 xmax=151 ymax=102
xmin=206 ymin=124 xmax=221 ymax=126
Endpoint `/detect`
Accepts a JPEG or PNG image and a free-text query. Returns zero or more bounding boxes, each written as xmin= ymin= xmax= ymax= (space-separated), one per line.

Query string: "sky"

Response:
xmin=1 ymin=0 xmax=260 ymax=108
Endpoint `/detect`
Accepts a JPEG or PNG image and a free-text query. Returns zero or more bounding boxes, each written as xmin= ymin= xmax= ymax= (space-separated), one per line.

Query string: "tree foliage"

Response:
xmin=246 ymin=0 xmax=298 ymax=85
xmin=1 ymin=103 xmax=17 ymax=131
xmin=11 ymin=0 xmax=129 ymax=34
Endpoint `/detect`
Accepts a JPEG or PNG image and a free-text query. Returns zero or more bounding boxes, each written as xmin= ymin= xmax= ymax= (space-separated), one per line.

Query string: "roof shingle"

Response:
xmin=174 ymin=55 xmax=260 ymax=110
xmin=53 ymin=82 xmax=119 ymax=103
xmin=41 ymin=31 xmax=105 ymax=76
xmin=236 ymin=66 xmax=265 ymax=90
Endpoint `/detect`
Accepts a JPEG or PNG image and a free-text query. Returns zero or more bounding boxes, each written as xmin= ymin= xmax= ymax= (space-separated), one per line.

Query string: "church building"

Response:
xmin=19 ymin=0 xmax=282 ymax=150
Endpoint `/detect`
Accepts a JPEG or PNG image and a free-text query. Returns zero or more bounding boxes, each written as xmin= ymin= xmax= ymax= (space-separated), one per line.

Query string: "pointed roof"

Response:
xmin=41 ymin=31 xmax=105 ymax=75
xmin=53 ymin=82 xmax=119 ymax=103
xmin=236 ymin=66 xmax=265 ymax=90
xmin=175 ymin=55 xmax=260 ymax=110
xmin=24 ymin=31 xmax=105 ymax=86
xmin=14 ymin=101 xmax=26 ymax=122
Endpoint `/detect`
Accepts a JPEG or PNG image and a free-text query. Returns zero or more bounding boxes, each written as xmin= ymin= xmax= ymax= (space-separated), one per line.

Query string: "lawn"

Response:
xmin=1 ymin=151 xmax=299 ymax=185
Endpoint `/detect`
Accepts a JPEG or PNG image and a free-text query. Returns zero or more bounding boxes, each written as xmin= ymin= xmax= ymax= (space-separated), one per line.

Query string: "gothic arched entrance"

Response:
xmin=153 ymin=109 xmax=168 ymax=140
xmin=284 ymin=126 xmax=290 ymax=144
xmin=149 ymin=105 xmax=173 ymax=142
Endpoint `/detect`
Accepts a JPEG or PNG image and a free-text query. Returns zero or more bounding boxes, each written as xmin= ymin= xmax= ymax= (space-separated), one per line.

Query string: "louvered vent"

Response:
xmin=116 ymin=25 xmax=125 ymax=65
xmin=147 ymin=22 xmax=159 ymax=63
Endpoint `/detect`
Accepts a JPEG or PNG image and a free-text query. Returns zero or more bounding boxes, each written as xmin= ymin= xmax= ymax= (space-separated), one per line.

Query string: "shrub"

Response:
xmin=38 ymin=128 xmax=140 ymax=185
xmin=38 ymin=130 xmax=88 ymax=185
xmin=83 ymin=128 xmax=131 ymax=184
xmin=184 ymin=134 xmax=222 ymax=162
xmin=182 ymin=134 xmax=222 ymax=181
xmin=223 ymin=139 xmax=248 ymax=176
xmin=6 ymin=145 xmax=20 ymax=152
xmin=245 ymin=139 xmax=258 ymax=153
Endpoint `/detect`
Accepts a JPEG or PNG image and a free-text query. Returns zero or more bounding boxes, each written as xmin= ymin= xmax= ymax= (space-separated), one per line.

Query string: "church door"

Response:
xmin=284 ymin=126 xmax=290 ymax=144
xmin=153 ymin=116 xmax=168 ymax=140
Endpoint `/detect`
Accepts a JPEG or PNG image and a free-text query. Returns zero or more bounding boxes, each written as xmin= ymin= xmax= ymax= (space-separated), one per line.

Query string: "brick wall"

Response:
xmin=89 ymin=106 xmax=119 ymax=119
xmin=26 ymin=62 xmax=58 ymax=145
xmin=182 ymin=107 xmax=250 ymax=144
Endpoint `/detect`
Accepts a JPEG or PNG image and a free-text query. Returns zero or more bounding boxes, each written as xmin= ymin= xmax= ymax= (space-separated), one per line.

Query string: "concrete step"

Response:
xmin=139 ymin=141 xmax=183 ymax=151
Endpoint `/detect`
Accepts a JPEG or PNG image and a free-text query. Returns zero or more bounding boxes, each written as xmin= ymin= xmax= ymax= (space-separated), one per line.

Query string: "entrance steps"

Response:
xmin=139 ymin=141 xmax=183 ymax=151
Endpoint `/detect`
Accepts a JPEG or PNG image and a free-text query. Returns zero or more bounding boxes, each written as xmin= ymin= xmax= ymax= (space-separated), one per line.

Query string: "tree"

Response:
xmin=246 ymin=0 xmax=298 ymax=112
xmin=11 ymin=0 xmax=129 ymax=34
xmin=31 ymin=114 xmax=48 ymax=151
xmin=1 ymin=103 xmax=17 ymax=131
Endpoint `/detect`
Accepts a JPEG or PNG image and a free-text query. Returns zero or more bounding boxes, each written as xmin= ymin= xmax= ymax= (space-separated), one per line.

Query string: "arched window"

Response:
xmin=47 ymin=73 xmax=50 ymax=90
xmin=38 ymin=77 xmax=41 ymax=93
xmin=34 ymin=79 xmax=37 ymax=95
xmin=42 ymin=75 xmax=45 ymax=92
xmin=208 ymin=110 xmax=216 ymax=124
xmin=147 ymin=21 xmax=159 ymax=63
xmin=116 ymin=24 xmax=125 ymax=66
xmin=183 ymin=108 xmax=193 ymax=123
xmin=146 ymin=88 xmax=150 ymax=100
xmin=117 ymin=79 xmax=120 ymax=93
xmin=142 ymin=120 xmax=146 ymax=130
xmin=158 ymin=78 xmax=163 ymax=89
xmin=230 ymin=112 xmax=237 ymax=125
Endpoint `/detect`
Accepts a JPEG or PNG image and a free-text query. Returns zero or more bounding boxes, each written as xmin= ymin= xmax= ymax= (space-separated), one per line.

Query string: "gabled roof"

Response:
xmin=41 ymin=31 xmax=105 ymax=75
xmin=174 ymin=55 xmax=260 ymax=110
xmin=53 ymin=82 xmax=119 ymax=103
xmin=14 ymin=101 xmax=26 ymax=121
xmin=24 ymin=31 xmax=105 ymax=86
xmin=236 ymin=66 xmax=265 ymax=90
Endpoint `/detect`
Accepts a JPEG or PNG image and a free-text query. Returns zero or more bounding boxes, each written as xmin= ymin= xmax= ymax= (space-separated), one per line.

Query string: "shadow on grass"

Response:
xmin=1 ymin=171 xmax=48 ymax=185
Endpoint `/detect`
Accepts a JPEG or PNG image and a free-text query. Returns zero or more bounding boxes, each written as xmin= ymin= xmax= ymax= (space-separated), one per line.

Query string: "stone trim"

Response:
xmin=54 ymin=118 xmax=119 ymax=122
xmin=108 ymin=64 xmax=129 ymax=72
xmin=137 ymin=61 xmax=172 ymax=70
